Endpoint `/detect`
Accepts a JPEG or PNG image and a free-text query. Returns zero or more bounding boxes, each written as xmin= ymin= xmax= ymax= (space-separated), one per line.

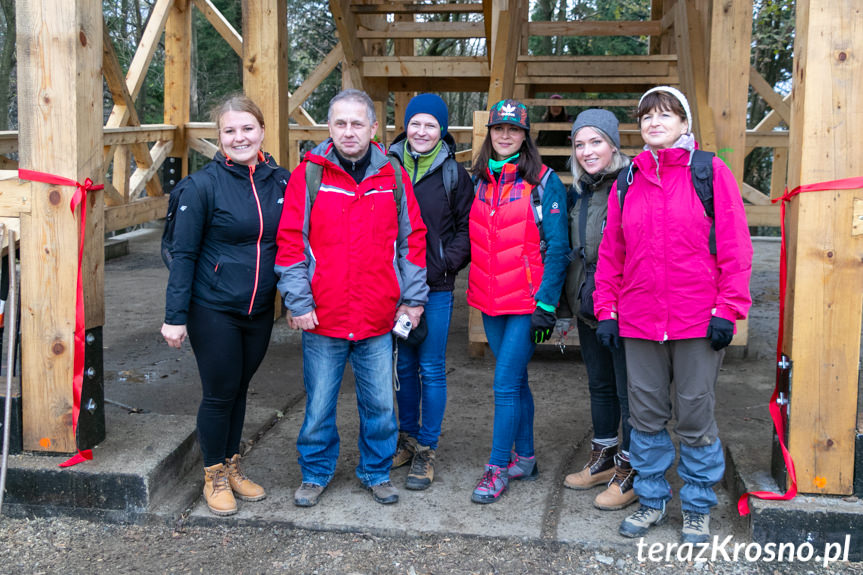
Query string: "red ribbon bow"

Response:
xmin=738 ymin=176 xmax=863 ymax=515
xmin=17 ymin=169 xmax=104 ymax=467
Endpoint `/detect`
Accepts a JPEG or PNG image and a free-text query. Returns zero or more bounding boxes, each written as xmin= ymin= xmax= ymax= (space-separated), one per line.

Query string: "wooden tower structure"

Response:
xmin=0 ymin=0 xmax=860 ymax=498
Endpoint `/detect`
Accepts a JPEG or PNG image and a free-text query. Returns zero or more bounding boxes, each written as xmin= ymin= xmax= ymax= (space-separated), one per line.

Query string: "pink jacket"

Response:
xmin=593 ymin=146 xmax=752 ymax=341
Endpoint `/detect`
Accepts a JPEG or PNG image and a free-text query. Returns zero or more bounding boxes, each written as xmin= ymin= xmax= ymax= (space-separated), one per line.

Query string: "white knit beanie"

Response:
xmin=639 ymin=86 xmax=692 ymax=133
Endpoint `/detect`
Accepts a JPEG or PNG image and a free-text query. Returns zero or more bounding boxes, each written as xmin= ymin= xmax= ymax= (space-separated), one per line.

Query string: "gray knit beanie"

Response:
xmin=570 ymin=109 xmax=621 ymax=149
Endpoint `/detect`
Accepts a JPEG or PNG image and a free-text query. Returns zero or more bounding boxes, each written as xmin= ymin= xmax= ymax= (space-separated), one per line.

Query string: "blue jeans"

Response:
xmin=395 ymin=290 xmax=453 ymax=450
xmin=482 ymin=313 xmax=537 ymax=467
xmin=576 ymin=318 xmax=630 ymax=452
xmin=298 ymin=331 xmax=397 ymax=487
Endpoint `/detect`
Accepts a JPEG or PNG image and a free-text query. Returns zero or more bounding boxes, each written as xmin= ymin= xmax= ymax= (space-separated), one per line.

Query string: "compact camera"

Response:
xmin=392 ymin=313 xmax=412 ymax=339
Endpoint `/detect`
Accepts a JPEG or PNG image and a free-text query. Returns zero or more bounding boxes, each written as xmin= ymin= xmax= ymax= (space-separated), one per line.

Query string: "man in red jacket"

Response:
xmin=275 ymin=89 xmax=428 ymax=507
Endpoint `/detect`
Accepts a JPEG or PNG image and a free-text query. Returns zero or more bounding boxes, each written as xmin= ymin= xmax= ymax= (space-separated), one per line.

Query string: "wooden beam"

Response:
xmin=103 ymin=125 xmax=177 ymax=145
xmin=242 ymin=0 xmax=290 ymax=167
xmin=745 ymin=131 xmax=789 ymax=148
xmin=164 ymin=0 xmax=192 ymax=176
xmin=192 ymin=0 xmax=242 ymax=57
xmin=392 ymin=12 xmax=415 ymax=136
xmin=674 ymin=0 xmax=716 ymax=151
xmin=289 ymin=43 xmax=344 ymax=117
xmin=707 ymin=0 xmax=752 ymax=184
xmin=189 ymin=137 xmax=219 ymax=159
xmin=526 ymin=20 xmax=663 ymax=37
xmin=749 ymin=66 xmax=792 ymax=125
xmin=364 ymin=56 xmax=489 ymax=77
xmin=129 ymin=140 xmax=174 ymax=198
xmin=0 ymin=173 xmax=32 ymax=215
xmin=330 ymin=0 xmax=365 ymax=90
xmin=16 ymin=0 xmax=104 ymax=453
xmin=783 ymin=0 xmax=863 ymax=496
xmin=105 ymin=196 xmax=170 ymax=233
xmin=741 ymin=182 xmax=771 ymax=205
xmin=523 ymin=98 xmax=639 ymax=107
xmin=127 ymin=0 xmax=175 ymax=101
xmin=770 ymin=147 xmax=788 ymax=201
xmin=487 ymin=0 xmax=522 ymax=105
xmin=744 ymin=204 xmax=780 ymax=227
xmin=351 ymin=3 xmax=483 ymax=14
xmin=356 ymin=21 xmax=483 ymax=38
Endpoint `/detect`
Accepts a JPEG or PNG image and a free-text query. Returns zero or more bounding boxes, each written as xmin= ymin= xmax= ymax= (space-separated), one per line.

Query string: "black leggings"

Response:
xmin=187 ymin=302 xmax=274 ymax=466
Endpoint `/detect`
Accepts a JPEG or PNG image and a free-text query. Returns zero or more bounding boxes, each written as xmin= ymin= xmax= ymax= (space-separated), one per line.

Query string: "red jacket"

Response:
xmin=275 ymin=141 xmax=428 ymax=340
xmin=594 ymin=145 xmax=753 ymax=341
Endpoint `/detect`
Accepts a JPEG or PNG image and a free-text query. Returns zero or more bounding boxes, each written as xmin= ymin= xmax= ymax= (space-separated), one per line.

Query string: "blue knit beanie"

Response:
xmin=404 ymin=94 xmax=449 ymax=136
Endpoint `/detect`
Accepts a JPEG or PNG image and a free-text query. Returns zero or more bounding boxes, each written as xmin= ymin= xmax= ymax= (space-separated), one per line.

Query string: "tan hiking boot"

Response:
xmin=564 ymin=441 xmax=617 ymax=490
xmin=405 ymin=445 xmax=435 ymax=490
xmin=392 ymin=432 xmax=417 ymax=469
xmin=594 ymin=453 xmax=637 ymax=510
xmin=203 ymin=463 xmax=237 ymax=516
xmin=225 ymin=454 xmax=267 ymax=502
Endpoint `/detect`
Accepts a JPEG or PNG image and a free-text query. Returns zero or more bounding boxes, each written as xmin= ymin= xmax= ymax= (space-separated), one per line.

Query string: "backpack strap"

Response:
xmin=690 ymin=150 xmax=716 ymax=255
xmin=616 ymin=164 xmax=637 ymax=211
xmin=530 ymin=166 xmax=553 ymax=256
xmin=441 ymin=156 xmax=459 ymax=208
xmin=305 ymin=161 xmax=323 ymax=207
xmin=388 ymin=156 xmax=404 ymax=220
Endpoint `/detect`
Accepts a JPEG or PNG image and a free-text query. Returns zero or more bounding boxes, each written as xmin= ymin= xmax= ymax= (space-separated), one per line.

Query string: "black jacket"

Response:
xmin=164 ymin=152 xmax=289 ymax=324
xmin=388 ymin=132 xmax=473 ymax=292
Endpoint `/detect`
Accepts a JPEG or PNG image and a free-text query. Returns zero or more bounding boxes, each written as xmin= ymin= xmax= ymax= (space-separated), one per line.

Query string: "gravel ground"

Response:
xmin=1 ymin=515 xmax=860 ymax=574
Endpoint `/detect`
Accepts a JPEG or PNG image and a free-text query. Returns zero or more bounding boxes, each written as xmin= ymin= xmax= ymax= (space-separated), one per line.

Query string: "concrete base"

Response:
xmin=727 ymin=442 xmax=863 ymax=562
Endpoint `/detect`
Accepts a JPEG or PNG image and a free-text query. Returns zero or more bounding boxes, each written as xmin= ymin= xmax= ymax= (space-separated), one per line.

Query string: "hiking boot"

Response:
xmin=681 ymin=510 xmax=711 ymax=544
xmin=368 ymin=481 xmax=399 ymax=504
xmin=203 ymin=463 xmax=237 ymax=516
xmin=619 ymin=503 xmax=667 ymax=538
xmin=225 ymin=454 xmax=267 ymax=502
xmin=392 ymin=432 xmax=417 ymax=469
xmin=405 ymin=445 xmax=435 ymax=491
xmin=507 ymin=451 xmax=539 ymax=481
xmin=593 ymin=453 xmax=637 ymax=510
xmin=564 ymin=441 xmax=617 ymax=490
xmin=294 ymin=482 xmax=326 ymax=507
xmin=471 ymin=464 xmax=508 ymax=504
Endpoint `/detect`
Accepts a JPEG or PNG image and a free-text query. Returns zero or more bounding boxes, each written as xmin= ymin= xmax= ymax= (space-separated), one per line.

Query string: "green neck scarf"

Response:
xmin=488 ymin=153 xmax=520 ymax=173
xmin=403 ymin=140 xmax=443 ymax=183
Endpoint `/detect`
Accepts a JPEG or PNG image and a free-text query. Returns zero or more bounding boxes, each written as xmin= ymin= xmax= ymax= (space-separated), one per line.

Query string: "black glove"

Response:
xmin=706 ymin=317 xmax=734 ymax=351
xmin=596 ymin=319 xmax=620 ymax=349
xmin=530 ymin=307 xmax=556 ymax=344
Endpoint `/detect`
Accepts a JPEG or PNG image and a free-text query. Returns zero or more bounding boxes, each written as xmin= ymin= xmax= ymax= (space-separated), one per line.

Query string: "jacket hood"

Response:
xmin=305 ymin=138 xmax=390 ymax=175
xmin=388 ymin=132 xmax=457 ymax=175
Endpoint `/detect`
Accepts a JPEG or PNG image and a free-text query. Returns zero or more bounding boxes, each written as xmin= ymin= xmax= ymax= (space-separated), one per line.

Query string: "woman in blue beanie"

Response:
xmin=387 ymin=94 xmax=474 ymax=490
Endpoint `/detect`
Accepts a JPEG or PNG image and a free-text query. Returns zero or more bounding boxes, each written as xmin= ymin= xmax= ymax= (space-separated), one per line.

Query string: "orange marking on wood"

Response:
xmin=39 ymin=437 xmax=51 ymax=448
xmin=813 ymin=476 xmax=827 ymax=489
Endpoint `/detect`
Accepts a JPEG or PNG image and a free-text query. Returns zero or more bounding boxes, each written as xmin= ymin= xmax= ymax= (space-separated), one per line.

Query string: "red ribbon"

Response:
xmin=738 ymin=176 xmax=863 ymax=515
xmin=18 ymin=169 xmax=104 ymax=467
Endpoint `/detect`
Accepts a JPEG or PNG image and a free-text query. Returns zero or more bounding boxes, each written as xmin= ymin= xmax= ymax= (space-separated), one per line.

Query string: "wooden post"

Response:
xmin=164 ymin=0 xmax=192 ymax=177
xmin=242 ymin=0 xmax=290 ymax=167
xmin=16 ymin=0 xmax=103 ymax=452
xmin=707 ymin=0 xmax=752 ymax=184
xmin=330 ymin=0 xmax=365 ymax=90
xmin=783 ymin=0 xmax=863 ymax=495
xmin=487 ymin=0 xmax=521 ymax=106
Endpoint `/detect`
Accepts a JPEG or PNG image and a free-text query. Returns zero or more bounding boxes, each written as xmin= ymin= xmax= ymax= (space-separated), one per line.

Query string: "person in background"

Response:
xmin=466 ymin=99 xmax=569 ymax=504
xmin=562 ymin=109 xmax=636 ymax=511
xmin=387 ymin=94 xmax=473 ymax=491
xmin=536 ymin=94 xmax=573 ymax=173
xmin=593 ymin=86 xmax=752 ymax=543
xmin=275 ymin=89 xmax=429 ymax=508
xmin=162 ymin=95 xmax=288 ymax=517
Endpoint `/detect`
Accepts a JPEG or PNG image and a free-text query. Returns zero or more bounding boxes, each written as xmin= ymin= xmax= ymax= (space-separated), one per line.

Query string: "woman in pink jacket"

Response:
xmin=593 ymin=87 xmax=752 ymax=544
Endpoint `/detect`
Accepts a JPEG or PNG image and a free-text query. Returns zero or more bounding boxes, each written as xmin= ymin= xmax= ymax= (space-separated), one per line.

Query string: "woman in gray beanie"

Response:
xmin=562 ymin=109 xmax=634 ymax=511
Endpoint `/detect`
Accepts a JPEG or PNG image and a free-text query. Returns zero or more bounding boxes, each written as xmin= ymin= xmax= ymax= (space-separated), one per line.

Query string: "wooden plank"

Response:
xmin=0 ymin=174 xmax=32 ymax=214
xmin=744 ymin=204 xmax=780 ymax=227
xmin=103 ymin=125 xmax=177 ymax=145
xmin=192 ymin=0 xmax=242 ymax=57
xmin=330 ymin=0 xmax=365 ymax=89
xmin=129 ymin=141 xmax=174 ymax=198
xmin=17 ymin=0 xmax=103 ymax=453
xmin=741 ymin=182 xmax=771 ymax=206
xmin=164 ymin=0 xmax=192 ymax=176
xmin=289 ymin=43 xmax=344 ymax=117
xmin=351 ymin=2 xmax=483 ymax=14
xmin=523 ymin=98 xmax=639 ymax=107
xmin=745 ymin=131 xmax=789 ymax=148
xmin=364 ymin=56 xmax=489 ymax=77
xmin=127 ymin=0 xmax=174 ymax=100
xmin=675 ymin=0 xmax=716 ymax=151
xmin=242 ymin=0 xmax=290 ymax=167
xmin=749 ymin=66 xmax=792 ymax=125
xmin=357 ymin=21 xmax=483 ymax=38
xmin=392 ymin=12 xmax=415 ymax=136
xmin=0 ymin=131 xmax=17 ymax=154
xmin=707 ymin=0 xmax=753 ymax=185
xmin=188 ymin=137 xmax=218 ymax=159
xmin=783 ymin=0 xmax=863 ymax=495
xmin=0 ymin=155 xmax=17 ymax=170
xmin=105 ymin=196 xmax=170 ymax=233
xmin=526 ymin=20 xmax=663 ymax=37
xmin=770 ymin=147 xmax=788 ymax=201
xmin=487 ymin=0 xmax=522 ymax=104
xmin=517 ymin=57 xmax=676 ymax=77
